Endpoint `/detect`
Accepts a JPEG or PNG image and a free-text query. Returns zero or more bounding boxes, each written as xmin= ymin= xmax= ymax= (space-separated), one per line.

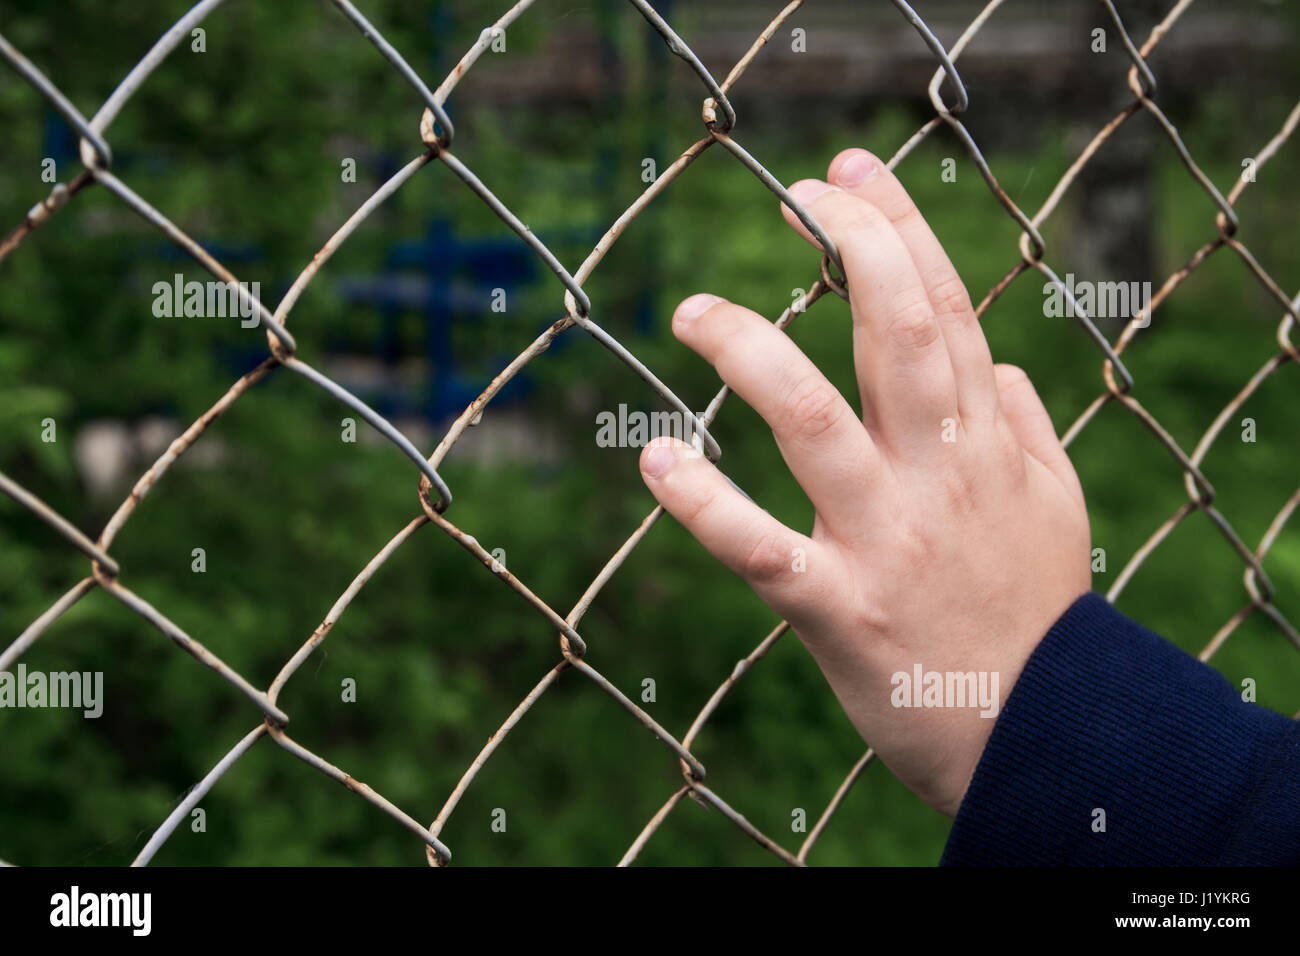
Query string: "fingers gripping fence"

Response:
xmin=0 ymin=0 xmax=1296 ymax=866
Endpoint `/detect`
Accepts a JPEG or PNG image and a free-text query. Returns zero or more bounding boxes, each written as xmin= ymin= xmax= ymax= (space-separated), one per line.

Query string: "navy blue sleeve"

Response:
xmin=941 ymin=591 xmax=1300 ymax=865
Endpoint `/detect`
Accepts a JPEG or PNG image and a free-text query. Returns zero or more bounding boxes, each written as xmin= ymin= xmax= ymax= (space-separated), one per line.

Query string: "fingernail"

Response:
xmin=676 ymin=293 xmax=722 ymax=323
xmin=788 ymin=179 xmax=834 ymax=205
xmin=836 ymin=152 xmax=879 ymax=187
xmin=642 ymin=443 xmax=676 ymax=478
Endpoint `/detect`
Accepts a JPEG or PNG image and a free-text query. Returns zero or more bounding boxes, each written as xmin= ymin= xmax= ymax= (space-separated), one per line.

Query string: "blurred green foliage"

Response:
xmin=0 ymin=0 xmax=1297 ymax=865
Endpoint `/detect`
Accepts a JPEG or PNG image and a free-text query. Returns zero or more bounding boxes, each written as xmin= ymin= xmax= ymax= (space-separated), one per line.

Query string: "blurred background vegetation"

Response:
xmin=1 ymin=0 xmax=1297 ymax=865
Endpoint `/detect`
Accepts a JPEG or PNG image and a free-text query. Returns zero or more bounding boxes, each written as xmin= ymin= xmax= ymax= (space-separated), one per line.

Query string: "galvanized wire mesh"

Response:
xmin=1 ymin=0 xmax=1297 ymax=867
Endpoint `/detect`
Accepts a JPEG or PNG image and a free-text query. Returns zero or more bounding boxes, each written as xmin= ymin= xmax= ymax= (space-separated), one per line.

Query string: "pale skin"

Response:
xmin=639 ymin=148 xmax=1092 ymax=818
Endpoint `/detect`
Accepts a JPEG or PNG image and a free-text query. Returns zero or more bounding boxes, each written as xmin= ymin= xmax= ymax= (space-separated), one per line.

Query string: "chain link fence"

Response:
xmin=1 ymin=0 xmax=1296 ymax=866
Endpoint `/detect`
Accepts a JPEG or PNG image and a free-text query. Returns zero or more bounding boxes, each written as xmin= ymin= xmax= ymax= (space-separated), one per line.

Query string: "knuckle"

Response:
xmin=677 ymin=482 xmax=718 ymax=525
xmin=927 ymin=270 xmax=975 ymax=323
xmin=885 ymin=292 xmax=942 ymax=352
xmin=988 ymin=418 xmax=1029 ymax=480
xmin=995 ymin=363 xmax=1033 ymax=394
xmin=782 ymin=376 xmax=845 ymax=442
xmin=848 ymin=596 xmax=890 ymax=636
xmin=897 ymin=517 xmax=939 ymax=569
xmin=998 ymin=435 xmax=1029 ymax=482
xmin=740 ymin=532 xmax=791 ymax=583
xmin=872 ymin=189 xmax=915 ymax=226
xmin=940 ymin=460 xmax=981 ymax=513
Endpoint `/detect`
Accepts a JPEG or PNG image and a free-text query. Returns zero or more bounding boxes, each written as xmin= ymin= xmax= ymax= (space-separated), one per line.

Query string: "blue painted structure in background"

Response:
xmin=41 ymin=0 xmax=675 ymax=426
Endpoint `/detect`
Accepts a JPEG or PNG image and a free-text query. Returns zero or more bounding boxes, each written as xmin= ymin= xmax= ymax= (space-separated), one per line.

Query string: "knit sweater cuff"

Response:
xmin=940 ymin=591 xmax=1300 ymax=865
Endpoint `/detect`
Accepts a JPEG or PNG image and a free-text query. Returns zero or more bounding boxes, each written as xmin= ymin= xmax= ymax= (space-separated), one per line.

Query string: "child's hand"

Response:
xmin=639 ymin=148 xmax=1091 ymax=817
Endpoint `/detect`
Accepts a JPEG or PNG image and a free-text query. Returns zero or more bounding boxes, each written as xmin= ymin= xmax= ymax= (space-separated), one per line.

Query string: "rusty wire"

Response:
xmin=1 ymin=0 xmax=1297 ymax=867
